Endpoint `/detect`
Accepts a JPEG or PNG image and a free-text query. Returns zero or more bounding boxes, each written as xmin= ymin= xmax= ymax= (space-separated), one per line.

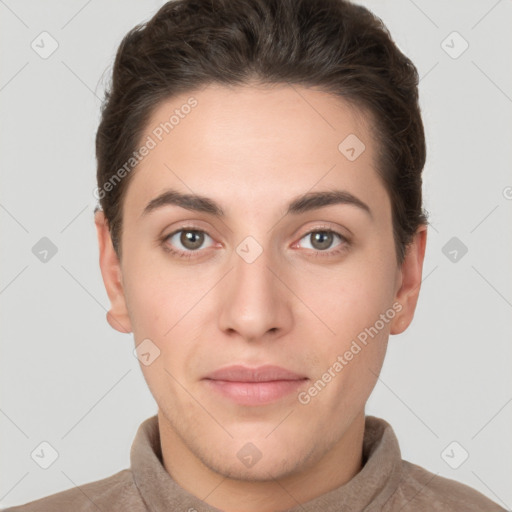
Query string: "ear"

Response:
xmin=389 ymin=225 xmax=428 ymax=335
xmin=94 ymin=210 xmax=132 ymax=334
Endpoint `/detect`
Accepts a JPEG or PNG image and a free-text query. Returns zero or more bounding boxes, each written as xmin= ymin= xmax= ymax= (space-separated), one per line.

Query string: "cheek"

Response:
xmin=124 ymin=275 xmax=169 ymax=340
xmin=304 ymin=258 xmax=396 ymax=338
xmin=122 ymin=252 xmax=201 ymax=339
xmin=122 ymin=256 xmax=211 ymax=383
xmin=300 ymin=277 xmax=392 ymax=413
xmin=297 ymin=248 xmax=396 ymax=389
xmin=123 ymin=264 xmax=199 ymax=404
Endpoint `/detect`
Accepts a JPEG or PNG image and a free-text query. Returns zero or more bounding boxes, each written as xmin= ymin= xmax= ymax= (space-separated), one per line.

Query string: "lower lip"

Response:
xmin=204 ymin=379 xmax=308 ymax=405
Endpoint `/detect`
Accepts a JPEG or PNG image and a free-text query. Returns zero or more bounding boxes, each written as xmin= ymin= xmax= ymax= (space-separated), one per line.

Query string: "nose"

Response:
xmin=217 ymin=241 xmax=293 ymax=343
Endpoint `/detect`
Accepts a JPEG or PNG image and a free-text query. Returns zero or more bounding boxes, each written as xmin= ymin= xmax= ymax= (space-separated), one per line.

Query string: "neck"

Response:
xmin=158 ymin=410 xmax=365 ymax=512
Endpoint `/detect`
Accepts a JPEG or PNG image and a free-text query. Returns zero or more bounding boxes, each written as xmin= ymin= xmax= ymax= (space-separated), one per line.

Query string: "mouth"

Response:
xmin=202 ymin=365 xmax=309 ymax=406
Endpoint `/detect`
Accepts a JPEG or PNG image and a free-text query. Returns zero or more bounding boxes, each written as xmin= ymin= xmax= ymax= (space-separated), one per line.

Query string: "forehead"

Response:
xmin=123 ymin=83 xmax=389 ymax=221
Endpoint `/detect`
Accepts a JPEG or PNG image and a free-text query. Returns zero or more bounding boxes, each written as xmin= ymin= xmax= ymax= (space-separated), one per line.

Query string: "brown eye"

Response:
xmin=297 ymin=229 xmax=347 ymax=254
xmin=310 ymin=231 xmax=334 ymax=250
xmin=165 ymin=229 xmax=214 ymax=254
xmin=180 ymin=230 xmax=204 ymax=250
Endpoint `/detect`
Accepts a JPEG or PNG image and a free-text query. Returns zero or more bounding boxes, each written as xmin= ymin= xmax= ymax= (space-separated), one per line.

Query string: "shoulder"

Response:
xmin=383 ymin=460 xmax=507 ymax=511
xmin=2 ymin=469 xmax=144 ymax=512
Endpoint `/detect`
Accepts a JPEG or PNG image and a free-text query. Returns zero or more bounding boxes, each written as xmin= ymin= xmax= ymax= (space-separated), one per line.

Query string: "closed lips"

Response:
xmin=204 ymin=365 xmax=308 ymax=382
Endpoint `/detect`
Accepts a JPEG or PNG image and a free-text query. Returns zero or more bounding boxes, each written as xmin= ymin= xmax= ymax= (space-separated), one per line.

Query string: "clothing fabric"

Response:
xmin=4 ymin=414 xmax=506 ymax=511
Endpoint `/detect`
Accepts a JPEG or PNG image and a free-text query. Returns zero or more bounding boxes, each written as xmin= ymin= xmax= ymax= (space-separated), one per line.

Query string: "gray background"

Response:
xmin=1 ymin=0 xmax=511 ymax=508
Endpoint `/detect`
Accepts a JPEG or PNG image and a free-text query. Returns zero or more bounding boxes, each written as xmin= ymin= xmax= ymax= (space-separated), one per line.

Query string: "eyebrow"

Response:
xmin=141 ymin=188 xmax=372 ymax=219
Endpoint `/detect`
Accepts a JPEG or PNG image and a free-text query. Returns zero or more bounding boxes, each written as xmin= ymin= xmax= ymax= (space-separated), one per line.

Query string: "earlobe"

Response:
xmin=389 ymin=225 xmax=428 ymax=335
xmin=106 ymin=310 xmax=131 ymax=334
xmin=94 ymin=210 xmax=132 ymax=334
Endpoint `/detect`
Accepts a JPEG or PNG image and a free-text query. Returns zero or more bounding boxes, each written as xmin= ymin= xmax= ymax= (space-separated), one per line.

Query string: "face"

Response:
xmin=96 ymin=83 xmax=426 ymax=483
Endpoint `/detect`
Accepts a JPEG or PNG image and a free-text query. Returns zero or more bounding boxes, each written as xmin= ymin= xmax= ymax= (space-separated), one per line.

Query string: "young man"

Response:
xmin=6 ymin=0 xmax=506 ymax=510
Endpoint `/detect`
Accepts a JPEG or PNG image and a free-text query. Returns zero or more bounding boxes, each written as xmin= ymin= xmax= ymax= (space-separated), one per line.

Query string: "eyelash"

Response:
xmin=161 ymin=226 xmax=350 ymax=260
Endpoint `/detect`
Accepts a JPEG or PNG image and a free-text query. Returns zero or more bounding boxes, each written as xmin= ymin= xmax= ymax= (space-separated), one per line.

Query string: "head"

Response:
xmin=95 ymin=0 xmax=428 ymax=485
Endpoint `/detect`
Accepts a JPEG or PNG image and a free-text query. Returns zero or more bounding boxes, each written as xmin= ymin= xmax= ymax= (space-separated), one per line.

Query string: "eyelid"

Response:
xmin=160 ymin=219 xmax=220 ymax=244
xmin=292 ymin=226 xmax=349 ymax=251
xmin=292 ymin=222 xmax=351 ymax=245
xmin=163 ymin=226 xmax=217 ymax=252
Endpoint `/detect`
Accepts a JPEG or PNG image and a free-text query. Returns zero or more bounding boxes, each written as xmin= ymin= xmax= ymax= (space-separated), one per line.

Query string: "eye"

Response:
xmin=162 ymin=226 xmax=349 ymax=259
xmin=163 ymin=228 xmax=215 ymax=256
xmin=296 ymin=229 xmax=348 ymax=255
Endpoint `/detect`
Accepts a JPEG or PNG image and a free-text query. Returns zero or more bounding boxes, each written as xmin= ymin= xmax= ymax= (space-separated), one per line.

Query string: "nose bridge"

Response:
xmin=217 ymin=235 xmax=291 ymax=339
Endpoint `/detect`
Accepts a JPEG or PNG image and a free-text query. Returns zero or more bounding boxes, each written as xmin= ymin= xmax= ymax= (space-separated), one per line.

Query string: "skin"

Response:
xmin=95 ymin=82 xmax=427 ymax=512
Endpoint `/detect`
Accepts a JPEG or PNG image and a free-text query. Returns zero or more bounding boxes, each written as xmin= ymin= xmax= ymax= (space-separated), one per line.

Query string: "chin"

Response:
xmin=195 ymin=432 xmax=322 ymax=483
xmin=205 ymin=452 xmax=304 ymax=482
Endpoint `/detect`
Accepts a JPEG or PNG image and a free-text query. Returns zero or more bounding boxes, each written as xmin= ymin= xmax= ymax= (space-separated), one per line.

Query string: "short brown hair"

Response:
xmin=95 ymin=0 xmax=428 ymax=264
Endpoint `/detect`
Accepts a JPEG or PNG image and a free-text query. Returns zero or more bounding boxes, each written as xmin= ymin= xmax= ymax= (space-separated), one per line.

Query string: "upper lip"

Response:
xmin=204 ymin=365 xmax=307 ymax=382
